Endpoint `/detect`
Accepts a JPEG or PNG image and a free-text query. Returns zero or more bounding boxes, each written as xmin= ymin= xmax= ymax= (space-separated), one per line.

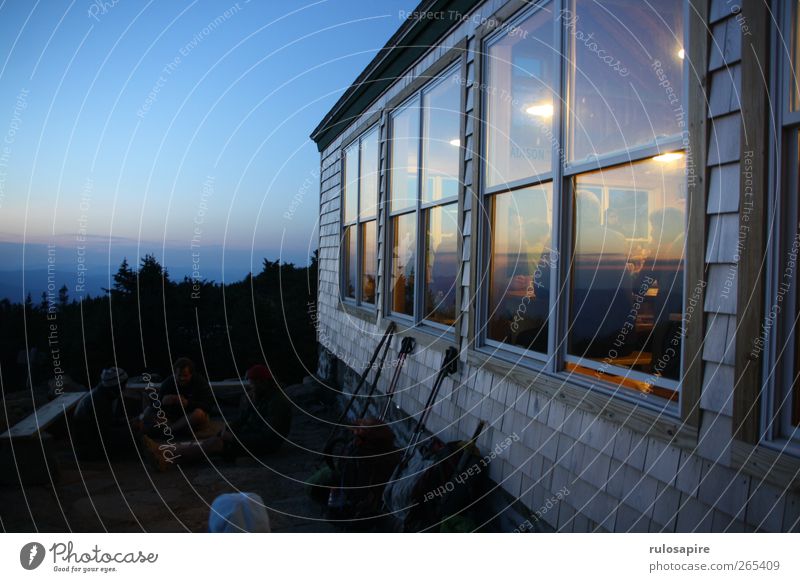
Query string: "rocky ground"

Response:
xmin=0 ymin=379 xmax=339 ymax=532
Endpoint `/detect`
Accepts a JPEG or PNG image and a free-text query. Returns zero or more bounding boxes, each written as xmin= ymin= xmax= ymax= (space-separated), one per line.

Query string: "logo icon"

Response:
xmin=20 ymin=542 xmax=46 ymax=570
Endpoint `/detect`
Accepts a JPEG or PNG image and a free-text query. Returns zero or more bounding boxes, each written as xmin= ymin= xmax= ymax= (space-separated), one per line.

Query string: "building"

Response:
xmin=310 ymin=0 xmax=800 ymax=532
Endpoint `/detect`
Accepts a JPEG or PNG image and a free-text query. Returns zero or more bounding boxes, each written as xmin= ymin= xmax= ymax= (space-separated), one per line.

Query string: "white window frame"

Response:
xmin=340 ymin=125 xmax=380 ymax=309
xmin=475 ymin=0 xmax=690 ymax=411
xmin=761 ymin=0 xmax=800 ymax=453
xmin=386 ymin=63 xmax=462 ymax=332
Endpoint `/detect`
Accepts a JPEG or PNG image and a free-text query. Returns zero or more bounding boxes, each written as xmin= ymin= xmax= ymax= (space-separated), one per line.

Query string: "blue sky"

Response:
xmin=0 ymin=0 xmax=414 ymax=288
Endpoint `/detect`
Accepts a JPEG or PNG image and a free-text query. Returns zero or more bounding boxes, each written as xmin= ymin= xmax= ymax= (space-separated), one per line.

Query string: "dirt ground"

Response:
xmin=0 ymin=379 xmax=339 ymax=532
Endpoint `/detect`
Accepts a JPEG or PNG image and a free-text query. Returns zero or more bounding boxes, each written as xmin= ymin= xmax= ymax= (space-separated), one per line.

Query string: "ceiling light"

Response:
xmin=525 ymin=103 xmax=554 ymax=118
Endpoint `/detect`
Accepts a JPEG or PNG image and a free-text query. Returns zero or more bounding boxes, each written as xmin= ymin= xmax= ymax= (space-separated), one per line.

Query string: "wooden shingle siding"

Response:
xmin=699 ymin=5 xmax=742 ymax=508
xmin=707 ymin=114 xmax=741 ymax=165
xmin=708 ymin=65 xmax=742 ymax=117
xmin=313 ymin=0 xmax=800 ymax=531
xmin=706 ymin=163 xmax=740 ymax=213
xmin=708 ymin=14 xmax=742 ymax=71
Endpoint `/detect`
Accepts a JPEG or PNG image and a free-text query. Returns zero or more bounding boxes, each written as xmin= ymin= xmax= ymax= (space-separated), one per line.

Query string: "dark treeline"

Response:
xmin=0 ymin=252 xmax=318 ymax=391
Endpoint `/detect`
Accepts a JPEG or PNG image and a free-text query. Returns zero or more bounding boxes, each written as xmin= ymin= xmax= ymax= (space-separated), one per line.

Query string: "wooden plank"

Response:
xmin=682 ymin=0 xmax=710 ymax=428
xmin=1 ymin=392 xmax=84 ymax=439
xmin=731 ymin=440 xmax=800 ymax=491
xmin=733 ymin=0 xmax=769 ymax=444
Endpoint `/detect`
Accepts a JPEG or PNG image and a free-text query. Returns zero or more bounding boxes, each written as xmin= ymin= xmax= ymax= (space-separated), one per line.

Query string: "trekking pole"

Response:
xmin=323 ymin=322 xmax=396 ymax=461
xmin=397 ymin=346 xmax=459 ymax=470
xmin=374 ymin=336 xmax=415 ymax=421
xmin=354 ymin=333 xmax=395 ymax=421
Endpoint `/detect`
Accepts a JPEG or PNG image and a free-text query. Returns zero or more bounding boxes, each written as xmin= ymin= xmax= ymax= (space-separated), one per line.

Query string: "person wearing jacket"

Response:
xmin=72 ymin=367 xmax=136 ymax=460
xmin=142 ymin=364 xmax=292 ymax=470
xmin=140 ymin=357 xmax=213 ymax=439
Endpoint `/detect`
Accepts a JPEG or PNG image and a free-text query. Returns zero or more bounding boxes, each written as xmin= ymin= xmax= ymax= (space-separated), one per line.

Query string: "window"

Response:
xmin=479 ymin=0 xmax=687 ymax=403
xmin=341 ymin=127 xmax=379 ymax=306
xmin=388 ymin=67 xmax=461 ymax=327
xmin=764 ymin=0 xmax=800 ymax=447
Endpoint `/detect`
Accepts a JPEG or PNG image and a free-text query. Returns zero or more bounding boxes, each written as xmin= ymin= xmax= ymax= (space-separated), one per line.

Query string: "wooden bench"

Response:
xmin=0 ymin=392 xmax=84 ymax=485
xmin=125 ymin=380 xmax=247 ymax=410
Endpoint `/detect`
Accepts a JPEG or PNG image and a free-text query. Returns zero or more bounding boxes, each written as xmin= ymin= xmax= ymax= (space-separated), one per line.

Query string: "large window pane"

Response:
xmin=343 ymin=142 xmax=359 ymax=223
xmin=487 ymin=184 xmax=553 ymax=352
xmin=343 ymin=225 xmax=356 ymax=299
xmin=422 ymin=73 xmax=461 ymax=203
xmin=568 ymin=155 xmax=686 ymax=394
xmin=390 ymin=98 xmax=420 ymax=213
xmin=424 ymin=203 xmax=459 ymax=325
xmin=360 ymin=128 xmax=379 ymax=219
xmin=361 ymin=220 xmax=376 ymax=304
xmin=485 ymin=6 xmax=555 ymax=188
xmin=567 ymin=0 xmax=684 ymax=162
xmin=391 ymin=213 xmax=417 ymax=316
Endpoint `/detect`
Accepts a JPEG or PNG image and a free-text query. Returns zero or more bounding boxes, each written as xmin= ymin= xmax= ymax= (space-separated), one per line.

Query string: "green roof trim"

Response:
xmin=310 ymin=0 xmax=481 ymax=152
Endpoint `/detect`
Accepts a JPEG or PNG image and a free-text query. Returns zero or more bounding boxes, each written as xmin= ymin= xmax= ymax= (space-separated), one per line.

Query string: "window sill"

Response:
xmin=383 ymin=316 xmax=458 ymax=352
xmin=731 ymin=440 xmax=800 ymax=492
xmin=466 ymin=347 xmax=697 ymax=449
xmin=381 ymin=317 xmax=461 ymax=378
xmin=338 ymin=300 xmax=378 ymax=324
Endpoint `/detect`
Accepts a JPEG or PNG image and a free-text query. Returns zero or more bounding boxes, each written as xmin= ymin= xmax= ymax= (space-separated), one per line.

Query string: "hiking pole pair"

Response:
xmin=323 ymin=322 xmax=396 ymax=467
xmin=373 ymin=336 xmax=416 ymax=421
xmin=396 ymin=346 xmax=459 ymax=471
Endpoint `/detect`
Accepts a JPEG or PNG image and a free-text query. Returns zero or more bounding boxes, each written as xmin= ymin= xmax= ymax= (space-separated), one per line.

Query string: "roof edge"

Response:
xmin=310 ymin=0 xmax=480 ymax=153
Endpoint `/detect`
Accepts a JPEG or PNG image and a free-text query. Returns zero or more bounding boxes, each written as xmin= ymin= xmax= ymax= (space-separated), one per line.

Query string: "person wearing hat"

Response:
xmin=208 ymin=492 xmax=271 ymax=532
xmin=142 ymin=364 xmax=292 ymax=470
xmin=72 ymin=367 xmax=135 ymax=460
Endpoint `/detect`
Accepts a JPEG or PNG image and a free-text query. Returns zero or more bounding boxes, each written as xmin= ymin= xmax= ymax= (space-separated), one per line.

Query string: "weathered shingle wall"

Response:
xmin=315 ymin=0 xmax=800 ymax=532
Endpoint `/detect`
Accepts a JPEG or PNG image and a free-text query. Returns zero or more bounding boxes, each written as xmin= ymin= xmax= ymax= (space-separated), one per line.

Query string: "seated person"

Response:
xmin=72 ymin=367 xmax=136 ymax=460
xmin=142 ymin=364 xmax=292 ymax=470
xmin=139 ymin=357 xmax=212 ymax=439
xmin=208 ymin=492 xmax=271 ymax=533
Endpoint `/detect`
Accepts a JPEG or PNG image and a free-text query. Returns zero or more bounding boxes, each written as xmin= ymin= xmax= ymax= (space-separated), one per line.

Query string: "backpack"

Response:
xmin=326 ymin=419 xmax=401 ymax=523
xmin=384 ymin=438 xmax=488 ymax=532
